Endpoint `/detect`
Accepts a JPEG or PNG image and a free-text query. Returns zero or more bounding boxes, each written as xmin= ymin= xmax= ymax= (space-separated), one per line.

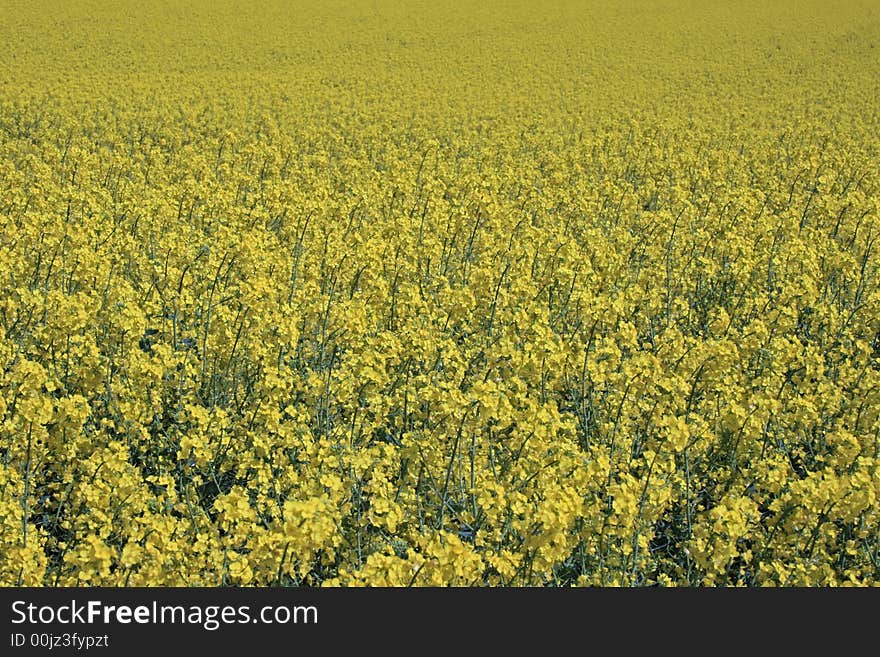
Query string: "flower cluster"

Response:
xmin=1 ymin=0 xmax=878 ymax=586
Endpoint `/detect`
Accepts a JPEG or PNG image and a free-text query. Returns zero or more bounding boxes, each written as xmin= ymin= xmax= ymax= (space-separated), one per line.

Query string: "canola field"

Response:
xmin=1 ymin=1 xmax=879 ymax=586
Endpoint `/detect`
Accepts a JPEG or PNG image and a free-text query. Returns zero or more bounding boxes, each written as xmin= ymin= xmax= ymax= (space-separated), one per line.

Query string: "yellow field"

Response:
xmin=0 ymin=1 xmax=878 ymax=586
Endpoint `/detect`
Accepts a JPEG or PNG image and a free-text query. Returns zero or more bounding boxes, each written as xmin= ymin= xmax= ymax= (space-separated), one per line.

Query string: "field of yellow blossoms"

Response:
xmin=1 ymin=1 xmax=878 ymax=586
